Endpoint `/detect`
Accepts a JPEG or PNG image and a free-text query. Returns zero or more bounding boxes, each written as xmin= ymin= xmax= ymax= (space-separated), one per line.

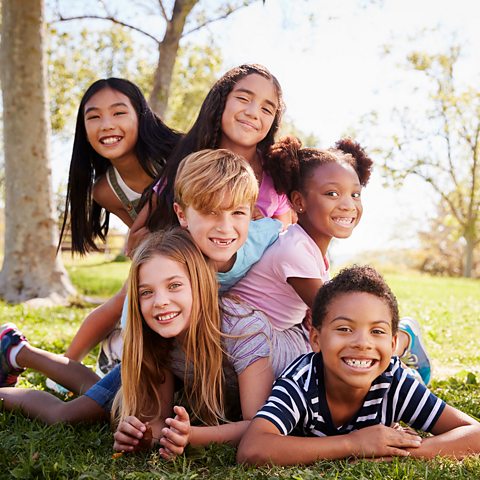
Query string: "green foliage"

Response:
xmin=0 ymin=264 xmax=479 ymax=478
xmin=166 ymin=40 xmax=223 ymax=132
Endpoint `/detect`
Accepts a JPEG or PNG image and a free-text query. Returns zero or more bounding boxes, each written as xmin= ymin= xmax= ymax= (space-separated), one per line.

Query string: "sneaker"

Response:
xmin=0 ymin=323 xmax=27 ymax=387
xmin=399 ymin=317 xmax=432 ymax=386
xmin=96 ymin=327 xmax=123 ymax=377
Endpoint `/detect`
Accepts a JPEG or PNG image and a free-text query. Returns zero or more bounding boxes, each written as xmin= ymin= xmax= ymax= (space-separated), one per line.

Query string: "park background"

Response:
xmin=0 ymin=0 xmax=479 ymax=478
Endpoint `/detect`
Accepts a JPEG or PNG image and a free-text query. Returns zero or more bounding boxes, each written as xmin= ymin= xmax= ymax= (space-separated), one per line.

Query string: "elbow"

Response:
xmin=236 ymin=440 xmax=269 ymax=466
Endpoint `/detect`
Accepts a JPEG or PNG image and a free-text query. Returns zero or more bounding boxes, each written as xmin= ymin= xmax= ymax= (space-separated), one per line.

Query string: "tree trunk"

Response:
xmin=149 ymin=0 xmax=198 ymax=117
xmin=463 ymin=235 xmax=475 ymax=278
xmin=0 ymin=0 xmax=76 ymax=303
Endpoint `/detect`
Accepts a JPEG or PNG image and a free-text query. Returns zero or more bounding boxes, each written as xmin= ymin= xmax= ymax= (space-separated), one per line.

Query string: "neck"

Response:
xmin=111 ymin=154 xmax=153 ymax=192
xmin=297 ymin=218 xmax=331 ymax=256
xmin=219 ymin=138 xmax=257 ymax=165
xmin=215 ymin=253 xmax=236 ymax=273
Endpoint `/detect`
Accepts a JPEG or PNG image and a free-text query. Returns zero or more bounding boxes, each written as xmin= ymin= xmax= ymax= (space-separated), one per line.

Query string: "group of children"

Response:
xmin=0 ymin=64 xmax=479 ymax=464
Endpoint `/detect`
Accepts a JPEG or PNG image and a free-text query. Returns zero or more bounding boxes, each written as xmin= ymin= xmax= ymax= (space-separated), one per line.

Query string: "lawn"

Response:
xmin=0 ymin=257 xmax=479 ymax=479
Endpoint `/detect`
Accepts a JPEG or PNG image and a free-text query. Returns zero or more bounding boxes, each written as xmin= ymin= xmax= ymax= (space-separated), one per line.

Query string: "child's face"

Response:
xmin=174 ymin=200 xmax=251 ymax=272
xmin=310 ymin=292 xmax=397 ymax=392
xmin=220 ymin=74 xmax=278 ymax=152
xmin=292 ymin=162 xmax=363 ymax=252
xmin=84 ymin=87 xmax=139 ymax=163
xmin=138 ymin=254 xmax=192 ymax=342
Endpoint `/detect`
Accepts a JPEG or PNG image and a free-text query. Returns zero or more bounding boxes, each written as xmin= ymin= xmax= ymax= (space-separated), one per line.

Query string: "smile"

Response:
xmin=210 ymin=238 xmax=236 ymax=247
xmin=100 ymin=135 xmax=122 ymax=145
xmin=237 ymin=120 xmax=258 ymax=131
xmin=332 ymin=217 xmax=355 ymax=226
xmin=155 ymin=311 xmax=179 ymax=323
xmin=343 ymin=358 xmax=375 ymax=369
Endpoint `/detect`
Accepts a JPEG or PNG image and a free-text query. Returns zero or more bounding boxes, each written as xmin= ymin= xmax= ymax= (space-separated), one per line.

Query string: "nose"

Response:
xmin=244 ymin=101 xmax=259 ymax=119
xmin=153 ymin=291 xmax=169 ymax=309
xmin=350 ymin=330 xmax=372 ymax=349
xmin=100 ymin=115 xmax=115 ymax=131
xmin=339 ymin=194 xmax=357 ymax=211
xmin=215 ymin=212 xmax=234 ymax=233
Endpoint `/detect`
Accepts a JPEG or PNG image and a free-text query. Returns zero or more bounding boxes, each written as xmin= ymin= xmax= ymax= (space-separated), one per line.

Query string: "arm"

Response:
xmin=125 ymin=196 xmax=157 ymax=256
xmin=287 ymin=277 xmax=324 ymax=308
xmin=187 ymin=358 xmax=274 ymax=447
xmin=237 ymin=420 xmax=422 ymax=465
xmin=92 ymin=175 xmax=134 ymax=227
xmin=273 ymin=209 xmax=293 ymax=229
xmin=408 ymin=404 xmax=480 ymax=459
xmin=64 ymin=285 xmax=126 ymax=362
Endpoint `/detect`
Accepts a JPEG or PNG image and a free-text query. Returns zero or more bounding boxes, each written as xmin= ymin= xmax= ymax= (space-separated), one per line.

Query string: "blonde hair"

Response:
xmin=112 ymin=228 xmax=226 ymax=426
xmin=174 ymin=149 xmax=259 ymax=213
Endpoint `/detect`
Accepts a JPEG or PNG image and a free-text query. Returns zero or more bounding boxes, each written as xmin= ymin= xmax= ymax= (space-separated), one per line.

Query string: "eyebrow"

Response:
xmin=138 ymin=275 xmax=186 ymax=287
xmin=84 ymin=102 xmax=129 ymax=115
xmin=233 ymin=87 xmax=278 ymax=110
xmin=330 ymin=316 xmax=391 ymax=327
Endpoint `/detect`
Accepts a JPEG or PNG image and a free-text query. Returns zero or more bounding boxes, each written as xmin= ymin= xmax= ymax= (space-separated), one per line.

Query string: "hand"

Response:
xmin=159 ymin=406 xmax=191 ymax=460
xmin=126 ymin=226 xmax=149 ymax=257
xmin=251 ymin=206 xmax=265 ymax=221
xmin=113 ymin=416 xmax=151 ymax=452
xmin=348 ymin=424 xmax=422 ymax=459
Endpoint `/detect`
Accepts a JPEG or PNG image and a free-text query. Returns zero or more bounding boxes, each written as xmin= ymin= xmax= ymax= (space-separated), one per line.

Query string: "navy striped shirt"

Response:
xmin=256 ymin=352 xmax=445 ymax=437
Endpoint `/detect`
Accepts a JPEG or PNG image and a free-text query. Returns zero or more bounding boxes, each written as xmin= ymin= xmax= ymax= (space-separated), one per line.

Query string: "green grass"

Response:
xmin=1 ymin=261 xmax=479 ymax=479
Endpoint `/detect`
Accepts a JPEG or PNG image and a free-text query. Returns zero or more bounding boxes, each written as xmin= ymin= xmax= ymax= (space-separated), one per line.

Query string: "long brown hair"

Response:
xmin=113 ymin=228 xmax=226 ymax=426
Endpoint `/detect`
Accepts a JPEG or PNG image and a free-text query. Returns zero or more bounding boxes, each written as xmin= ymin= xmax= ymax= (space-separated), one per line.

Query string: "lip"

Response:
xmin=332 ymin=217 xmax=356 ymax=227
xmin=154 ymin=311 xmax=180 ymax=323
xmin=209 ymin=237 xmax=237 ymax=248
xmin=237 ymin=119 xmax=258 ymax=131
xmin=99 ymin=135 xmax=123 ymax=145
xmin=342 ymin=357 xmax=378 ymax=370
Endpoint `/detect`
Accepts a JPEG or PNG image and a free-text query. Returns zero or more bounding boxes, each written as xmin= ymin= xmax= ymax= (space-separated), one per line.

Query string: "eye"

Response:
xmin=352 ymin=192 xmax=361 ymax=198
xmin=233 ymin=209 xmax=247 ymax=216
xmin=139 ymin=289 xmax=152 ymax=297
xmin=113 ymin=111 xmax=127 ymax=116
xmin=85 ymin=114 xmax=100 ymax=121
xmin=236 ymin=95 xmax=249 ymax=102
xmin=336 ymin=326 xmax=351 ymax=333
xmin=372 ymin=328 xmax=386 ymax=335
xmin=169 ymin=282 xmax=182 ymax=290
xmin=262 ymin=106 xmax=274 ymax=115
xmin=325 ymin=191 xmax=339 ymax=197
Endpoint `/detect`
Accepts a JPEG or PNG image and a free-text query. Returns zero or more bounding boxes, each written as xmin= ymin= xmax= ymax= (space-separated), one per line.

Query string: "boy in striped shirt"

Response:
xmin=238 ymin=265 xmax=480 ymax=465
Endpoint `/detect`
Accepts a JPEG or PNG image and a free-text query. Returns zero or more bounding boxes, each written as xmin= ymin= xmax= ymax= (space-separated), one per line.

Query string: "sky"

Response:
xmin=48 ymin=0 xmax=480 ymax=263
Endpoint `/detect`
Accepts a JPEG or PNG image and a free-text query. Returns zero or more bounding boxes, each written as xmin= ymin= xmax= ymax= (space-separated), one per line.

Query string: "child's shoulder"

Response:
xmin=219 ymin=296 xmax=272 ymax=337
xmin=278 ymin=351 xmax=318 ymax=381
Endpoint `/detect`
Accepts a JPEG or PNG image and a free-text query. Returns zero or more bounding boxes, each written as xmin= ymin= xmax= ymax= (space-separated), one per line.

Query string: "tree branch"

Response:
xmin=51 ymin=14 xmax=162 ymax=45
xmin=158 ymin=0 xmax=169 ymax=21
xmin=182 ymin=1 xmax=257 ymax=37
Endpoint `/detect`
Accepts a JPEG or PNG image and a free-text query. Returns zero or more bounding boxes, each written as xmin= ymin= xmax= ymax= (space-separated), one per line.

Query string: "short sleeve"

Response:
xmin=255 ymin=377 xmax=307 ymax=435
xmin=273 ymin=192 xmax=291 ymax=216
xmin=274 ymin=233 xmax=327 ymax=282
xmin=221 ymin=299 xmax=273 ymax=375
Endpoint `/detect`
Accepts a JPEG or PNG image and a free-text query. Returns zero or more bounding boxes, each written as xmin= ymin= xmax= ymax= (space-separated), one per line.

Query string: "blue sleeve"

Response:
xmin=217 ymin=218 xmax=281 ymax=292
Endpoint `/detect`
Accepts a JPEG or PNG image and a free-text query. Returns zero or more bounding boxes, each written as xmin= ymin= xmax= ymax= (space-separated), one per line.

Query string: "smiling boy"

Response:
xmin=237 ymin=265 xmax=480 ymax=465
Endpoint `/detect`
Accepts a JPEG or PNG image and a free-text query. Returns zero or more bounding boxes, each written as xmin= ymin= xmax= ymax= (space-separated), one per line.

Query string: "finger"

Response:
xmin=159 ymin=447 xmax=175 ymax=460
xmin=386 ymin=447 xmax=412 ymax=457
xmin=125 ymin=416 xmax=147 ymax=431
xmin=160 ymin=437 xmax=185 ymax=456
xmin=173 ymin=405 xmax=190 ymax=421
xmin=162 ymin=427 xmax=189 ymax=447
xmin=113 ymin=439 xmax=137 ymax=452
xmin=117 ymin=422 xmax=145 ymax=440
xmin=114 ymin=430 xmax=141 ymax=447
xmin=165 ymin=417 xmax=190 ymax=434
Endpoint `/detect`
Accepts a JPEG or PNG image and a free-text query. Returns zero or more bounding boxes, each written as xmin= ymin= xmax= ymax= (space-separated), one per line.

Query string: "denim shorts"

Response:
xmin=84 ymin=364 xmax=121 ymax=412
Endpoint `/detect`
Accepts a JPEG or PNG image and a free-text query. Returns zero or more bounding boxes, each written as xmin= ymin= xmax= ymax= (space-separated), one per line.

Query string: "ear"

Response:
xmin=391 ymin=332 xmax=398 ymax=354
xmin=290 ymin=190 xmax=306 ymax=214
xmin=173 ymin=202 xmax=188 ymax=228
xmin=309 ymin=327 xmax=321 ymax=353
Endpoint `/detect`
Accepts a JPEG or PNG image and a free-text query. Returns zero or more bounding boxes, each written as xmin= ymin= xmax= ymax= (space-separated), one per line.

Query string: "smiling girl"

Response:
xmin=230 ymin=135 xmax=372 ymax=330
xmin=60 ymin=77 xmax=180 ymax=255
xmin=127 ymin=64 xmax=292 ymax=254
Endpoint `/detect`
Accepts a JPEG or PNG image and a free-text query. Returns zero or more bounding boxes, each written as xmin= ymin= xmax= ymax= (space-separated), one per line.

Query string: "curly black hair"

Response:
xmin=312 ymin=265 xmax=399 ymax=333
xmin=264 ymin=136 xmax=373 ymax=197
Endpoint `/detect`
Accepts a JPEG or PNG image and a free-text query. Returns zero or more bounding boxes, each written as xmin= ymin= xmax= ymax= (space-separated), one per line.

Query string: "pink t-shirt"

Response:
xmin=256 ymin=172 xmax=291 ymax=218
xmin=230 ymin=223 xmax=329 ymax=331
